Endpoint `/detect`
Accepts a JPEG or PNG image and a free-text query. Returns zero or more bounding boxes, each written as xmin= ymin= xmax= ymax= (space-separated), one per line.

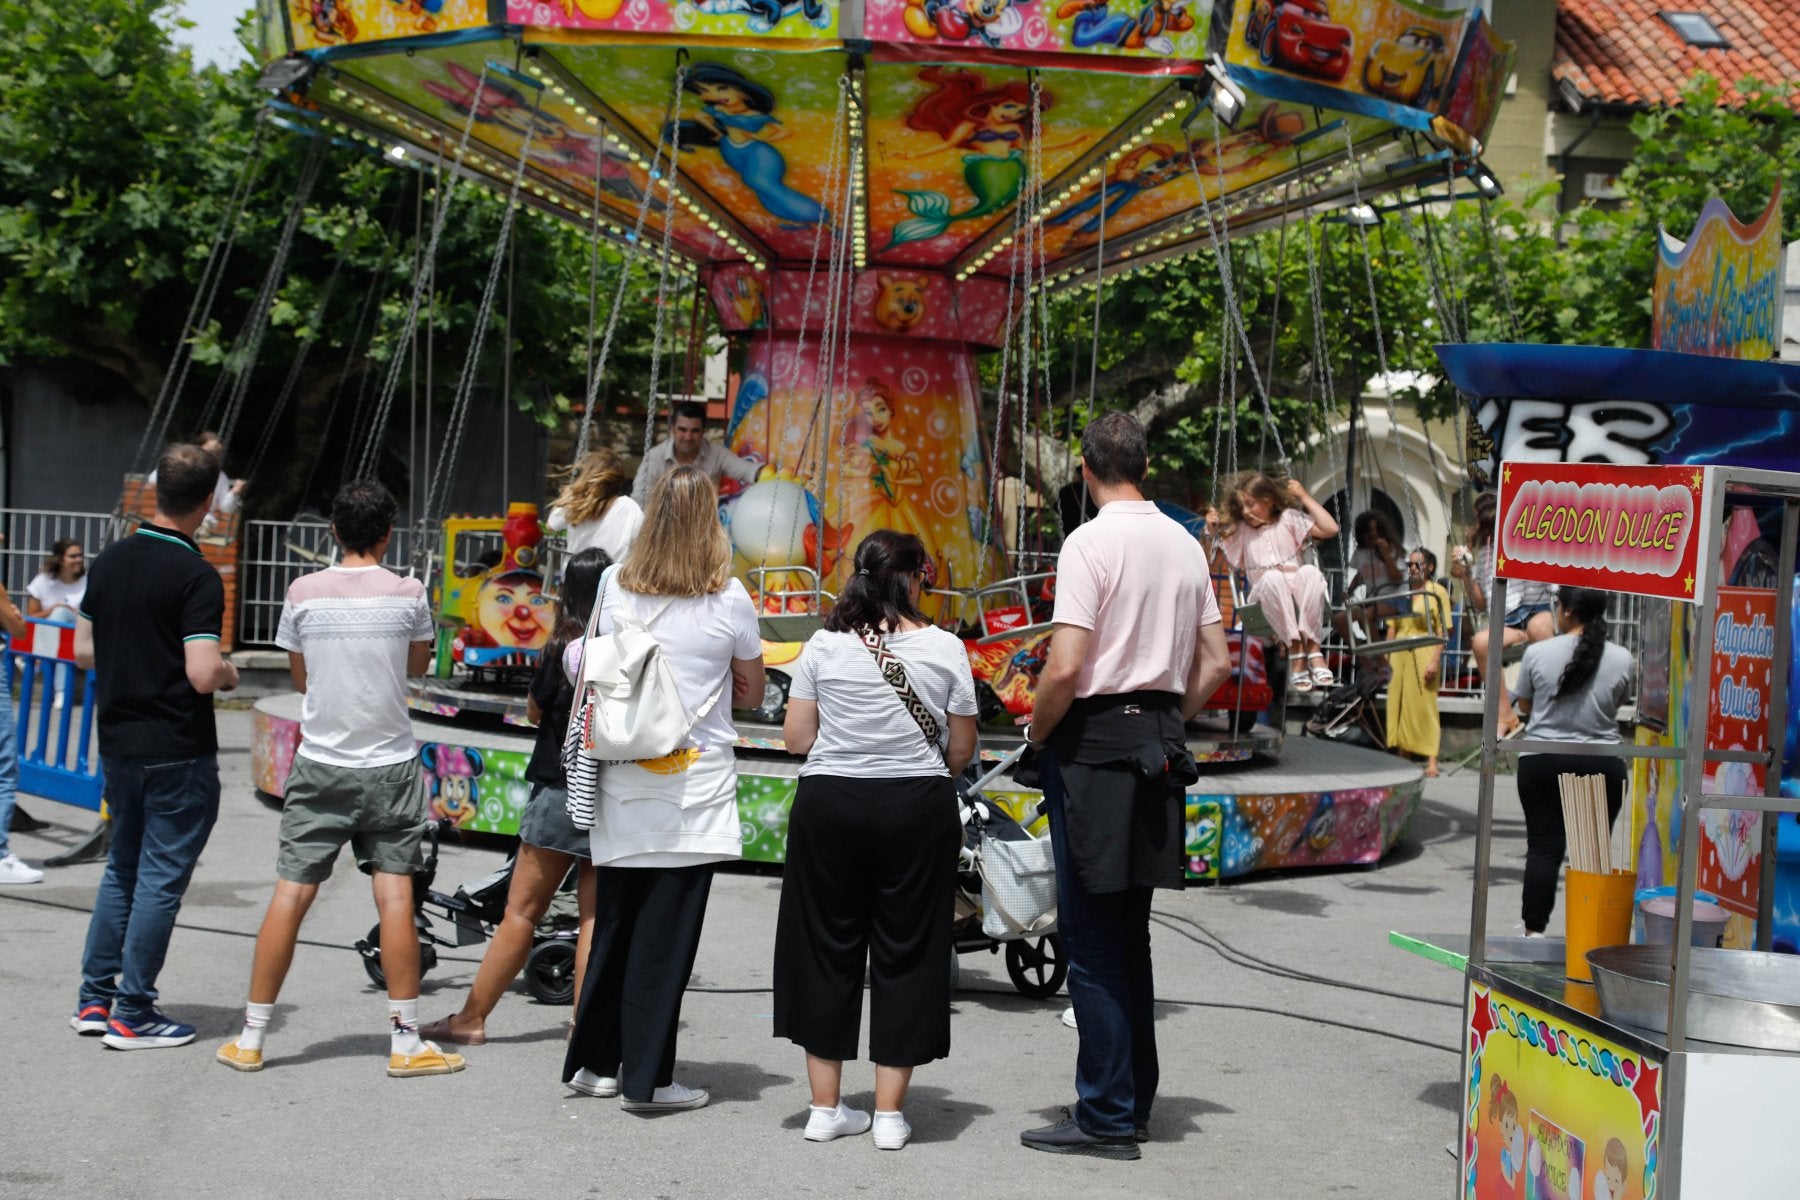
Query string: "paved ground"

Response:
xmin=0 ymin=710 xmax=1531 ymax=1200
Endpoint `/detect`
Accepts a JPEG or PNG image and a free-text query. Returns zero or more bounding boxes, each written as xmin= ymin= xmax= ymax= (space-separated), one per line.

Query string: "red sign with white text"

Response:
xmin=1698 ymin=586 xmax=1776 ymax=917
xmin=1494 ymin=461 xmax=1712 ymax=603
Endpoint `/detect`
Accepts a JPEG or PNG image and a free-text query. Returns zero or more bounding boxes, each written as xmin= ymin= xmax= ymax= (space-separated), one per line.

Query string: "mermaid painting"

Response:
xmin=880 ymin=66 xmax=1078 ymax=250
xmin=664 ymin=62 xmax=827 ymax=229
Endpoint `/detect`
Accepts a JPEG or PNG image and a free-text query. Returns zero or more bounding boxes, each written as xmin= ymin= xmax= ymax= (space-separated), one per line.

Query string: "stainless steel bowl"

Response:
xmin=1588 ymin=945 xmax=1800 ymax=1052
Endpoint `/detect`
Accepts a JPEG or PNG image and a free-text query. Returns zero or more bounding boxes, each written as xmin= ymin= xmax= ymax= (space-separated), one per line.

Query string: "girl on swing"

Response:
xmin=1208 ymin=472 xmax=1340 ymax=693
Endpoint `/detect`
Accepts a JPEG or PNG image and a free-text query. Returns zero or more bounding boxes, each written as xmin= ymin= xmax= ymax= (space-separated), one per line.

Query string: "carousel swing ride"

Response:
xmin=246 ymin=0 xmax=1516 ymax=880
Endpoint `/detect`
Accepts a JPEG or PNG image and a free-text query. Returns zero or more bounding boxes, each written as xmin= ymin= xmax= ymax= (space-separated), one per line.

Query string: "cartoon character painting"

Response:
xmin=1363 ymin=24 xmax=1449 ymax=106
xmin=298 ymin=0 xmax=356 ymax=42
xmin=562 ymin=0 xmax=623 ymax=19
xmin=1592 ymin=1137 xmax=1629 ymax=1200
xmin=1243 ymin=0 xmax=1352 ymax=83
xmin=1048 ymin=143 xmax=1184 ymax=238
xmin=1489 ymin=1076 xmax=1524 ymax=1190
xmin=729 ymin=273 xmax=770 ymax=330
xmin=839 ymin=378 xmax=936 ymax=566
xmin=667 ymin=63 xmax=828 ymax=230
xmin=422 ymin=744 xmax=483 ymax=827
xmin=695 ymin=0 xmax=831 ymax=33
xmin=423 ymin=63 xmax=658 ymax=209
xmin=872 ymin=274 xmax=930 ymax=331
xmin=903 ymin=0 xmax=1032 ymax=48
xmin=1058 ymin=0 xmax=1192 ymax=53
xmin=882 ymin=67 xmax=1077 ymax=250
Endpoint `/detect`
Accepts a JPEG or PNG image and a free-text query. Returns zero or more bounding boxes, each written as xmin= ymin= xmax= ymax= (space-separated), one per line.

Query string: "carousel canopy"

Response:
xmin=256 ymin=0 xmax=1513 ymax=288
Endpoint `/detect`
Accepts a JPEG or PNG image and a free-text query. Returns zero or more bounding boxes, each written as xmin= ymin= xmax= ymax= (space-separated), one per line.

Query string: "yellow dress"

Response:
xmin=838 ymin=435 xmax=937 ymax=567
xmin=1385 ymin=581 xmax=1450 ymax=758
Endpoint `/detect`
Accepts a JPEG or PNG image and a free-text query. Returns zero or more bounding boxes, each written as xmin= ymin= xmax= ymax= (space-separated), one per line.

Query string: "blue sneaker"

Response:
xmin=101 ymin=1011 xmax=197 ymax=1050
xmin=70 ymin=1001 xmax=111 ymax=1035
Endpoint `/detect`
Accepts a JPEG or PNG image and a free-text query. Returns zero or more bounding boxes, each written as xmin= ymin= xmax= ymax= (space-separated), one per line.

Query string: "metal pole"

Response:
xmin=1668 ymin=470 xmax=1725 ymax=1053
xmin=1467 ymin=574 xmax=1508 ymax=966
xmin=1755 ymin=498 xmax=1797 ymax=949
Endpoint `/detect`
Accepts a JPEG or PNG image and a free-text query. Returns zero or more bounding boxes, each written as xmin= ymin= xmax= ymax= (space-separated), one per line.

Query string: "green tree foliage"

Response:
xmin=0 ymin=0 xmax=672 ymax=514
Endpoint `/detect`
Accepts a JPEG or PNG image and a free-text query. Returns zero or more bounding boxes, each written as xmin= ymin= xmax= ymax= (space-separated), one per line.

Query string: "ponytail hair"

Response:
xmin=1554 ymin=585 xmax=1610 ymax=698
xmin=543 ymin=547 xmax=611 ymax=670
xmin=823 ymin=530 xmax=928 ymax=635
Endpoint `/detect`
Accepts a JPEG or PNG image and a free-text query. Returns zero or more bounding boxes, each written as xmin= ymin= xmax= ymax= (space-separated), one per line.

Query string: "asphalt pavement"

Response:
xmin=0 ymin=709 xmax=1532 ymax=1200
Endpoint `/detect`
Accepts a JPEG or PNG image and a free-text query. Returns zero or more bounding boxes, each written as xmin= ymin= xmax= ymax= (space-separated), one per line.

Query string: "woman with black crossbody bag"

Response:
xmin=773 ymin=531 xmax=979 ymax=1151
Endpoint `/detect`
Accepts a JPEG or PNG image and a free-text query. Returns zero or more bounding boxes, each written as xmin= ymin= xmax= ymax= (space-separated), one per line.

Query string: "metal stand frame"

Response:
xmin=1463 ymin=465 xmax=1800 ymax=1197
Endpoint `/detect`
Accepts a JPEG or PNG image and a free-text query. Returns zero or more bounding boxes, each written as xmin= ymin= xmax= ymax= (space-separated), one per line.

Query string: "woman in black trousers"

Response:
xmin=1510 ymin=586 xmax=1634 ymax=935
xmin=774 ymin=531 xmax=979 ymax=1150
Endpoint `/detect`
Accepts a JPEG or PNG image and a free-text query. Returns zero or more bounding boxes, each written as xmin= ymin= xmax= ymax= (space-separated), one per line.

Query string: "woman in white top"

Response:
xmin=561 ymin=465 xmax=764 ymax=1114
xmin=546 ymin=448 xmax=644 ymax=563
xmin=773 ymin=529 xmax=979 ymax=1150
xmin=26 ymin=539 xmax=86 ymax=621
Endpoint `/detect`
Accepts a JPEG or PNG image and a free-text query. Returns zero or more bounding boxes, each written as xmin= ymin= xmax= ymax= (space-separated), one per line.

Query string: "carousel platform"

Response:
xmin=252 ymin=694 xmax=1419 ymax=878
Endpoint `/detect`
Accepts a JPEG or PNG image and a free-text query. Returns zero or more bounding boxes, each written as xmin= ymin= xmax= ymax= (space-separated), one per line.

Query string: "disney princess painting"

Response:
xmin=839 ymin=378 xmax=937 ymax=569
xmin=881 ymin=66 xmax=1078 ymax=250
xmin=665 ymin=63 xmax=827 ymax=229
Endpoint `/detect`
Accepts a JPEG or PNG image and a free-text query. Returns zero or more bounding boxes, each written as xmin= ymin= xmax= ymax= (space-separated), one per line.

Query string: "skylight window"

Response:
xmin=1659 ymin=11 xmax=1730 ymax=49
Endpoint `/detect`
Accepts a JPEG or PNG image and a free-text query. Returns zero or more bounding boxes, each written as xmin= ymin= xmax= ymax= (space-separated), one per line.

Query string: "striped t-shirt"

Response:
xmin=276 ymin=566 xmax=434 ymax=768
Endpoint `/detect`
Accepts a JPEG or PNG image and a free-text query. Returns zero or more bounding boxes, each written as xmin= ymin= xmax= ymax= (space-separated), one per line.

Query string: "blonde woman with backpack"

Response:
xmin=561 ymin=466 xmax=765 ymax=1113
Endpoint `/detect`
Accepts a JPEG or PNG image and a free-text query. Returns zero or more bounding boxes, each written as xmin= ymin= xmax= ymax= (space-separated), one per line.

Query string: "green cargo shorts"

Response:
xmin=277 ymin=754 xmax=427 ymax=884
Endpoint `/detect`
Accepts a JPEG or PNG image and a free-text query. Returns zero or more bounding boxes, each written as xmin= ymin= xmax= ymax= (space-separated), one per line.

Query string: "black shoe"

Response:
xmin=1020 ymin=1109 xmax=1141 ymax=1160
xmin=9 ymin=806 xmax=48 ymax=833
xmin=1135 ymin=1125 xmax=1149 ymax=1143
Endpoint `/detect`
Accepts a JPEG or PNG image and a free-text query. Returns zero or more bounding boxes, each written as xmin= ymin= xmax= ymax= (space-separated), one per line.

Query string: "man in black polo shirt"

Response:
xmin=71 ymin=442 xmax=240 ymax=1049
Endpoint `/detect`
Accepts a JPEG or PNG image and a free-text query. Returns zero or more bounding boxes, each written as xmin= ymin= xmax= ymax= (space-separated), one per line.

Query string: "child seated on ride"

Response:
xmin=1208 ymin=472 xmax=1340 ymax=693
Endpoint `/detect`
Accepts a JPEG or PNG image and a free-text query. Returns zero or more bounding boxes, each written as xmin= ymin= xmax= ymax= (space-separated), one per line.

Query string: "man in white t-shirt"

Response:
xmin=1019 ymin=412 xmax=1231 ymax=1161
xmin=215 ymin=481 xmax=464 ymax=1079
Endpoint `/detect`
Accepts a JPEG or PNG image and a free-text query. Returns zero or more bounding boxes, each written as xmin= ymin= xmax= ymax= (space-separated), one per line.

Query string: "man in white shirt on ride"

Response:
xmin=631 ymin=401 xmax=765 ymax=504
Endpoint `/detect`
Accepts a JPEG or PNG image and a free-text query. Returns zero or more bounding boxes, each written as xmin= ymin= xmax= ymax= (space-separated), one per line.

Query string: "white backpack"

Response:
xmin=573 ymin=566 xmax=725 ymax=764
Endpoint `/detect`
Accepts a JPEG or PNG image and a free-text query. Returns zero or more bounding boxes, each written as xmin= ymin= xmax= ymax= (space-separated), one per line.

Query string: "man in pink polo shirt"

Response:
xmin=1019 ymin=411 xmax=1230 ymax=1161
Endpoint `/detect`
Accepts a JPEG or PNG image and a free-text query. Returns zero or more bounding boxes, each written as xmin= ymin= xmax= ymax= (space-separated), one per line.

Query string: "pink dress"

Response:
xmin=1219 ymin=507 xmax=1328 ymax=646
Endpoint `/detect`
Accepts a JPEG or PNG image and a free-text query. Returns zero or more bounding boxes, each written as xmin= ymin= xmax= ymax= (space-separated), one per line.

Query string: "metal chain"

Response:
xmin=574 ymin=118 xmax=613 ymax=461
xmin=785 ymin=74 xmax=850 ymax=403
xmin=354 ymin=62 xmax=495 ymax=481
xmin=1478 ymin=197 xmax=1521 ymax=339
xmin=218 ymin=142 xmax=329 ymax=449
xmin=1303 ymin=216 xmax=1344 ymax=512
xmin=134 ymin=116 xmax=272 ymax=476
xmin=1339 ymin=124 xmax=1418 ymax=542
xmin=1184 ymin=110 xmax=1283 ymax=463
xmin=637 ymin=63 xmax=684 ymax=464
xmin=423 ymin=90 xmax=544 ymax=525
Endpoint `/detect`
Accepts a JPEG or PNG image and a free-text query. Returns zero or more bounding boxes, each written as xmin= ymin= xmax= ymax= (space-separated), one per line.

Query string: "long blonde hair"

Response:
xmin=619 ymin=465 xmax=731 ymax=597
xmin=552 ymin=448 xmax=631 ymax=526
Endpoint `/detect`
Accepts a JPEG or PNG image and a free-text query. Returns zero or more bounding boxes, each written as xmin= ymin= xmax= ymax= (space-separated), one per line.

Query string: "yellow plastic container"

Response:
xmin=1564 ymin=869 xmax=1636 ymax=981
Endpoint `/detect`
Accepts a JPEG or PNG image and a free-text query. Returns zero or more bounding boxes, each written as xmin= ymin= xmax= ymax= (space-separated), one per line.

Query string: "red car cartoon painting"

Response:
xmin=1243 ymin=0 xmax=1352 ymax=83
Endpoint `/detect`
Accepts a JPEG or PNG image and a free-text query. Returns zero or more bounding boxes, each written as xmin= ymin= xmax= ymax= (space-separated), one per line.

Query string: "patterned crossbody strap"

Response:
xmin=857 ymin=626 xmax=944 ymax=760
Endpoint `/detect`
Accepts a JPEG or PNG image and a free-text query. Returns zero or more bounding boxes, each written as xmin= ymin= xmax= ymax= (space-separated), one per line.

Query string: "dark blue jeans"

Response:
xmin=80 ymin=755 xmax=221 ymax=1019
xmin=1041 ymin=753 xmax=1159 ymax=1138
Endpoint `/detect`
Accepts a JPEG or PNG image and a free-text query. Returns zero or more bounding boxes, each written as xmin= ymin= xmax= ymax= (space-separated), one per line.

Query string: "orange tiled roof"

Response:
xmin=1553 ymin=0 xmax=1800 ymax=111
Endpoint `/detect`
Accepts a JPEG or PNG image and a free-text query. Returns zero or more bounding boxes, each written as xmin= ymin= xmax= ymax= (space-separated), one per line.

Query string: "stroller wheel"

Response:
xmin=359 ymin=922 xmax=388 ymax=991
xmin=525 ymin=938 xmax=578 ymax=1006
xmin=1005 ymin=934 xmax=1067 ymax=1000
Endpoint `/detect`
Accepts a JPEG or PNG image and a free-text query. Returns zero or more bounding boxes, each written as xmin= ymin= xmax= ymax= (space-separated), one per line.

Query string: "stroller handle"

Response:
xmin=964 ymin=743 xmax=1029 ymax=798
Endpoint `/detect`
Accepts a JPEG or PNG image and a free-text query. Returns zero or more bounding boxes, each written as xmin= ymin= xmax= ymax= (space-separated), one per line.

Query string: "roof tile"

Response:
xmin=1552 ymin=0 xmax=1800 ymax=111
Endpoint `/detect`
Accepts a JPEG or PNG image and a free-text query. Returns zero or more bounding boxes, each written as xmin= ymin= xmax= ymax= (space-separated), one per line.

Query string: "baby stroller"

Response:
xmin=1303 ymin=672 xmax=1386 ymax=749
xmin=356 ymin=819 xmax=582 ymax=1005
xmin=952 ymin=747 xmax=1067 ymax=1000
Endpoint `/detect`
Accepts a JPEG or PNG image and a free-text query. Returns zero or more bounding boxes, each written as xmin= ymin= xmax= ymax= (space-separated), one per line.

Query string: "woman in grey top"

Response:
xmin=772 ymin=530 xmax=978 ymax=1150
xmin=1511 ymin=586 xmax=1634 ymax=935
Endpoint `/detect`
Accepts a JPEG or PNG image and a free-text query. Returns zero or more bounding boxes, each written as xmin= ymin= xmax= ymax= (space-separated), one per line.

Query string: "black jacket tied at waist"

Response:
xmin=1034 ymin=691 xmax=1199 ymax=894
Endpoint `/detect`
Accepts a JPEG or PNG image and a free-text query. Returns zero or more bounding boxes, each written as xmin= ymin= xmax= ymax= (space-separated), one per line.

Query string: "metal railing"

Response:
xmin=0 ymin=510 xmax=130 ymax=611
xmin=236 ymin=518 xmax=435 ymax=646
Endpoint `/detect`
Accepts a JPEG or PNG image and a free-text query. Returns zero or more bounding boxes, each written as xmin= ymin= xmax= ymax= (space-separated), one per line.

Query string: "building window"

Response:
xmin=1658 ymin=11 xmax=1729 ymax=48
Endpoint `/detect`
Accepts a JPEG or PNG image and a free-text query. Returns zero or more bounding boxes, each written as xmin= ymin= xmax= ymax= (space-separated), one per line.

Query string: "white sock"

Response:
xmin=389 ymin=997 xmax=425 ymax=1055
xmin=237 ymin=1001 xmax=274 ymax=1052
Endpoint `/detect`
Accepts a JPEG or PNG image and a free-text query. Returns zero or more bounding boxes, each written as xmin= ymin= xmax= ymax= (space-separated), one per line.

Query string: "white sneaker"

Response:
xmin=568 ymin=1068 xmax=620 ymax=1097
xmin=804 ymin=1102 xmax=872 ymax=1142
xmin=0 ymin=853 xmax=44 ymax=885
xmin=621 ymin=1081 xmax=709 ymax=1112
xmin=873 ymin=1110 xmax=912 ymax=1150
xmin=1060 ymin=1006 xmax=1078 ymax=1030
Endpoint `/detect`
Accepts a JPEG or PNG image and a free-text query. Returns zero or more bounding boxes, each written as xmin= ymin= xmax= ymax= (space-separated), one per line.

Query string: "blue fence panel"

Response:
xmin=6 ymin=619 xmax=103 ymax=812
